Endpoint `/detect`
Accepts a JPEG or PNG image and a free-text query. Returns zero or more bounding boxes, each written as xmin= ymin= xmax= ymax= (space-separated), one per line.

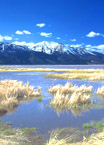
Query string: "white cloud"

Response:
xmin=56 ymin=37 xmax=61 ymax=40
xmin=36 ymin=23 xmax=46 ymax=28
xmin=23 ymin=30 xmax=31 ymax=34
xmin=15 ymin=30 xmax=31 ymax=35
xmin=0 ymin=35 xmax=12 ymax=41
xmin=40 ymin=32 xmax=52 ymax=37
xmin=15 ymin=31 xmax=24 ymax=35
xmin=86 ymin=31 xmax=104 ymax=37
xmin=70 ymin=39 xmax=76 ymax=42
xmin=12 ymin=41 xmax=35 ymax=48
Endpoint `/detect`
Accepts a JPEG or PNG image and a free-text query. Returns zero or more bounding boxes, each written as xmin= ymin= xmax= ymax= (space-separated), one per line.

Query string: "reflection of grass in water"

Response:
xmin=50 ymin=101 xmax=104 ymax=116
xmin=50 ymin=103 xmax=91 ymax=116
xmin=0 ymin=120 xmax=43 ymax=145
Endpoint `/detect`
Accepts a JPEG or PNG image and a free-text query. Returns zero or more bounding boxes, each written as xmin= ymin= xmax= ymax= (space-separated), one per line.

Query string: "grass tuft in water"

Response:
xmin=0 ymin=80 xmax=41 ymax=115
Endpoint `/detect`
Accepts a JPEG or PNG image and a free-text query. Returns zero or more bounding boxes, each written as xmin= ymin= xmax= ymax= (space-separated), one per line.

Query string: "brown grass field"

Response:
xmin=44 ymin=69 xmax=104 ymax=81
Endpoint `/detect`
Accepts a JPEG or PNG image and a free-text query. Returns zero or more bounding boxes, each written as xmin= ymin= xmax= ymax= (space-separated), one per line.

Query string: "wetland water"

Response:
xmin=0 ymin=65 xmax=104 ymax=139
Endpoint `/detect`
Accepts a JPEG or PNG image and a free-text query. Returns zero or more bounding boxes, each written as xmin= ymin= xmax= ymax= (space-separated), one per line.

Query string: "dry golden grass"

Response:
xmin=0 ymin=67 xmax=70 ymax=72
xmin=51 ymin=91 xmax=90 ymax=106
xmin=96 ymin=86 xmax=104 ymax=96
xmin=69 ymin=92 xmax=90 ymax=105
xmin=49 ymin=82 xmax=93 ymax=94
xmin=46 ymin=130 xmax=104 ymax=145
xmin=0 ymin=80 xmax=41 ymax=114
xmin=70 ymin=132 xmax=104 ymax=145
xmin=44 ymin=69 xmax=104 ymax=81
xmin=51 ymin=90 xmax=70 ymax=106
xmin=50 ymin=82 xmax=92 ymax=115
xmin=46 ymin=129 xmax=70 ymax=145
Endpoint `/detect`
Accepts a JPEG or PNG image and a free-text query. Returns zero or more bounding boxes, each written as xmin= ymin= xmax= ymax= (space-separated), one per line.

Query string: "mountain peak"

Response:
xmin=32 ymin=41 xmax=94 ymax=55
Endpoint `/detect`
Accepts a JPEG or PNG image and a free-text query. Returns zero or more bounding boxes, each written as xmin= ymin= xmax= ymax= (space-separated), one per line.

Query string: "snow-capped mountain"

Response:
xmin=0 ymin=41 xmax=100 ymax=56
xmin=32 ymin=41 xmax=94 ymax=55
xmin=0 ymin=41 xmax=104 ymax=64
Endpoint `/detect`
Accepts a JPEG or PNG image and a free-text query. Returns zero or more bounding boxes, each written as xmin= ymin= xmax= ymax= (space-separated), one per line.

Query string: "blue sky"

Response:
xmin=0 ymin=0 xmax=104 ymax=51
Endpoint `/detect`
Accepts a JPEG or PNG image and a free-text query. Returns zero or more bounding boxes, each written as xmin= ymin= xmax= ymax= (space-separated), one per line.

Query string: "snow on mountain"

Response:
xmin=32 ymin=41 xmax=94 ymax=55
xmin=0 ymin=41 xmax=100 ymax=56
xmin=32 ymin=41 xmax=64 ymax=54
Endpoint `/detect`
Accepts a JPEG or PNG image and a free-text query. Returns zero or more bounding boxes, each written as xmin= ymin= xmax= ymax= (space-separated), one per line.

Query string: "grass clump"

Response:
xmin=0 ymin=80 xmax=41 ymax=115
xmin=48 ymin=82 xmax=93 ymax=94
xmin=50 ymin=90 xmax=91 ymax=116
xmin=50 ymin=82 xmax=92 ymax=107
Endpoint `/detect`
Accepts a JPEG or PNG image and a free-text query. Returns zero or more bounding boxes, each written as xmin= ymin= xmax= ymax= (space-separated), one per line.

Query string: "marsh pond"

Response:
xmin=0 ymin=65 xmax=104 ymax=145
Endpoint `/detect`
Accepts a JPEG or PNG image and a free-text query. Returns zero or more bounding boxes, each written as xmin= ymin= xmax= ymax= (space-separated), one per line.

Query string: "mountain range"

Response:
xmin=0 ymin=41 xmax=104 ymax=64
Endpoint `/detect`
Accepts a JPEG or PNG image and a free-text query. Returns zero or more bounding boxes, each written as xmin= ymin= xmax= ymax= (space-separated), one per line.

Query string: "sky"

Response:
xmin=0 ymin=0 xmax=104 ymax=52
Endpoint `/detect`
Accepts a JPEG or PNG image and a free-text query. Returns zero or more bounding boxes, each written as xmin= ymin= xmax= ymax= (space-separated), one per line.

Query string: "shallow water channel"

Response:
xmin=0 ymin=68 xmax=104 ymax=139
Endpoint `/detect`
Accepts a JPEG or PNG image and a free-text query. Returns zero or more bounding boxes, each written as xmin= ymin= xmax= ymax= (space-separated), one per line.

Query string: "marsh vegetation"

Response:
xmin=49 ymin=82 xmax=92 ymax=111
xmin=0 ymin=66 xmax=104 ymax=145
xmin=44 ymin=69 xmax=104 ymax=81
xmin=46 ymin=126 xmax=104 ymax=145
xmin=0 ymin=120 xmax=43 ymax=145
xmin=46 ymin=119 xmax=104 ymax=145
xmin=0 ymin=80 xmax=41 ymax=116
